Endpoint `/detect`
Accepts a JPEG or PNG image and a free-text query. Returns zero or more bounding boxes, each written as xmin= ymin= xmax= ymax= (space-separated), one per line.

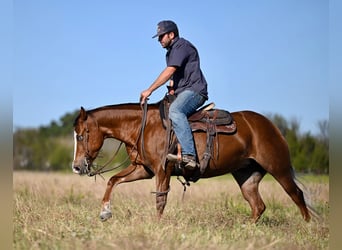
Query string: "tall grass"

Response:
xmin=14 ymin=172 xmax=328 ymax=250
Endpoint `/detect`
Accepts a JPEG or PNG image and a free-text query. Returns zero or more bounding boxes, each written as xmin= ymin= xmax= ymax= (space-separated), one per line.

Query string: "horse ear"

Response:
xmin=80 ymin=107 xmax=87 ymax=121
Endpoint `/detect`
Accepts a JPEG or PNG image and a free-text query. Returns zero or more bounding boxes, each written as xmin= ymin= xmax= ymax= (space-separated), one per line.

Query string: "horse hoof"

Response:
xmin=99 ymin=211 xmax=112 ymax=222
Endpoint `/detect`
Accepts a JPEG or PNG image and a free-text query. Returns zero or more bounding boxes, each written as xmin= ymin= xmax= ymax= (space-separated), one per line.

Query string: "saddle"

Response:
xmin=159 ymin=95 xmax=237 ymax=176
xmin=188 ymin=103 xmax=236 ymax=134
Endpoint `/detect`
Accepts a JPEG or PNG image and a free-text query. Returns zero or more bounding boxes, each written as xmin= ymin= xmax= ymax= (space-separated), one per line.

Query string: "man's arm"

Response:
xmin=140 ymin=66 xmax=176 ymax=104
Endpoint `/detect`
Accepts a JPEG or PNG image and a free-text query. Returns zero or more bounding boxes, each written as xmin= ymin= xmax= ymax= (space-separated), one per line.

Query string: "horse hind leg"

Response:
xmin=271 ymin=169 xmax=311 ymax=222
xmin=232 ymin=162 xmax=267 ymax=223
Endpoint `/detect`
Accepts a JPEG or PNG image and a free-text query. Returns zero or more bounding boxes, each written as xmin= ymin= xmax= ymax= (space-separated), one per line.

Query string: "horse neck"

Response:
xmin=92 ymin=104 xmax=153 ymax=145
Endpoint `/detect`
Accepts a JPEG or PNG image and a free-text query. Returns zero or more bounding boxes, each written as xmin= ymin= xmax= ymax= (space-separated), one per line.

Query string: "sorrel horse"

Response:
xmin=72 ymin=102 xmax=311 ymax=223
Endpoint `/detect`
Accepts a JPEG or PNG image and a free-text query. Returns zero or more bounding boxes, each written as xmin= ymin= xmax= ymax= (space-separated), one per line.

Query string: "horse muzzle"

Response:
xmin=72 ymin=158 xmax=91 ymax=175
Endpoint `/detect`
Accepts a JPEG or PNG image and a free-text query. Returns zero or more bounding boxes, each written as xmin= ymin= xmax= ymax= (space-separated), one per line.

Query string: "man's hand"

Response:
xmin=140 ymin=89 xmax=152 ymax=105
xmin=140 ymin=66 xmax=176 ymax=105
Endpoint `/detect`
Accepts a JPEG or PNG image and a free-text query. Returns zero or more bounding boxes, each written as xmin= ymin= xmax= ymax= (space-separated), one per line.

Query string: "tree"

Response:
xmin=266 ymin=113 xmax=329 ymax=174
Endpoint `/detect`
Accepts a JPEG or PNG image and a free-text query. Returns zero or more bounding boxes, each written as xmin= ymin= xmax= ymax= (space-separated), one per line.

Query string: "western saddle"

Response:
xmin=160 ymin=95 xmax=237 ymax=175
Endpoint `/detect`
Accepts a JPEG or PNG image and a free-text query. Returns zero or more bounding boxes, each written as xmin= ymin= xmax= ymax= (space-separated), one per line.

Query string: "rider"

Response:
xmin=140 ymin=20 xmax=208 ymax=170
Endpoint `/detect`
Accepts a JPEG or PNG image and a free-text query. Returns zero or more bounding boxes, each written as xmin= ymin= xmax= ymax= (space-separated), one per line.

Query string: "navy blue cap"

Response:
xmin=152 ymin=20 xmax=178 ymax=38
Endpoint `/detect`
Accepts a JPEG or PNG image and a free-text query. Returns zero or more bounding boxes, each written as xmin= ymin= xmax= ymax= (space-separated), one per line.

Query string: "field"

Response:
xmin=14 ymin=171 xmax=329 ymax=250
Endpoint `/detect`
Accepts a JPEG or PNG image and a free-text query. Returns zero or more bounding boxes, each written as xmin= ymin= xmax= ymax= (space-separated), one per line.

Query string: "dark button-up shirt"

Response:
xmin=166 ymin=37 xmax=208 ymax=99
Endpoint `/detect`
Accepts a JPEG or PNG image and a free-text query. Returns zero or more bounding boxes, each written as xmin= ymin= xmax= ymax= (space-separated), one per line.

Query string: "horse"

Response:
xmin=72 ymin=102 xmax=311 ymax=223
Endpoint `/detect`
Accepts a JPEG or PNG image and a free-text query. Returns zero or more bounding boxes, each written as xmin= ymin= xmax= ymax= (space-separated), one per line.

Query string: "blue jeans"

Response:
xmin=169 ymin=90 xmax=206 ymax=156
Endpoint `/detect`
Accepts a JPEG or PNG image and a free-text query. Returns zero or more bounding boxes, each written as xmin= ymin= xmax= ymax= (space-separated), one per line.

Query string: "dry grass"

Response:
xmin=13 ymin=171 xmax=329 ymax=250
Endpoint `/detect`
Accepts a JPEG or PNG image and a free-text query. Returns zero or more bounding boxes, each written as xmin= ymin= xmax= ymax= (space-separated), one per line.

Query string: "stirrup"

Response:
xmin=167 ymin=153 xmax=179 ymax=162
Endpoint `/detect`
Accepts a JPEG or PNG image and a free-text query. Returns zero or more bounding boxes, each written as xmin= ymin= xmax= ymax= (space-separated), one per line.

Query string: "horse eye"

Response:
xmin=77 ymin=135 xmax=84 ymax=141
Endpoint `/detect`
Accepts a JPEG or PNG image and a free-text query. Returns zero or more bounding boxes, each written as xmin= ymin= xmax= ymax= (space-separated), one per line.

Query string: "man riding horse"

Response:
xmin=72 ymin=20 xmax=313 ymax=223
xmin=140 ymin=20 xmax=208 ymax=170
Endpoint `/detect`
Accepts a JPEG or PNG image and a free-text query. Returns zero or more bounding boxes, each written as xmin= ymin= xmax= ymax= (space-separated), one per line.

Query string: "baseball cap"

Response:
xmin=152 ymin=20 xmax=178 ymax=38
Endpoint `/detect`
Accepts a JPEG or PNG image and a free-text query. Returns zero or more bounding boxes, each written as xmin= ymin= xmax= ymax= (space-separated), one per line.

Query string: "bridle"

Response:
xmin=75 ymin=124 xmax=92 ymax=173
xmin=75 ymin=101 xmax=149 ymax=179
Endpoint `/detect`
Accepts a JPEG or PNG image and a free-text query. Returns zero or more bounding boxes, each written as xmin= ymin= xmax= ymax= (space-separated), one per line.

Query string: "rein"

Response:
xmin=87 ymin=142 xmax=129 ymax=178
xmin=140 ymin=100 xmax=148 ymax=159
xmin=86 ymin=101 xmax=149 ymax=179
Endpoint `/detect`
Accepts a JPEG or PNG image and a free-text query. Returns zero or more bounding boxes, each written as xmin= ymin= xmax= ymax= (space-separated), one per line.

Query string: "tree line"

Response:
xmin=13 ymin=110 xmax=329 ymax=174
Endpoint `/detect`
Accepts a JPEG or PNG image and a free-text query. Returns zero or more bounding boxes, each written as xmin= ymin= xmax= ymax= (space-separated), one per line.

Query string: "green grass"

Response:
xmin=14 ymin=172 xmax=329 ymax=249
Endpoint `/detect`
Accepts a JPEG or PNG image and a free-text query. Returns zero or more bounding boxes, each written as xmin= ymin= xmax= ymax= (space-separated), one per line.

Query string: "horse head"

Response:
xmin=72 ymin=107 xmax=104 ymax=175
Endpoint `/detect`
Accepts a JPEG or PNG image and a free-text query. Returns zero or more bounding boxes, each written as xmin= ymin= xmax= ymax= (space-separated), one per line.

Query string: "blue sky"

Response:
xmin=12 ymin=0 xmax=329 ymax=134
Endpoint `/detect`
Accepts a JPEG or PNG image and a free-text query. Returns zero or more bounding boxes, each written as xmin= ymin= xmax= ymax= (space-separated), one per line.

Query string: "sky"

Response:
xmin=12 ymin=0 xmax=329 ymax=135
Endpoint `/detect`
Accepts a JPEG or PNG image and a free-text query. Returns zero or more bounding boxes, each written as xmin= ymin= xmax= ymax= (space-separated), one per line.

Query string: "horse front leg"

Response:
xmin=154 ymin=162 xmax=173 ymax=220
xmin=100 ymin=164 xmax=153 ymax=221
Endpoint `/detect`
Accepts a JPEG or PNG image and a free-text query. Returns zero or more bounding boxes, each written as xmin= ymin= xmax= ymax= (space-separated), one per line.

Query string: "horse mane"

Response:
xmin=87 ymin=102 xmax=161 ymax=113
xmin=74 ymin=101 xmax=162 ymax=126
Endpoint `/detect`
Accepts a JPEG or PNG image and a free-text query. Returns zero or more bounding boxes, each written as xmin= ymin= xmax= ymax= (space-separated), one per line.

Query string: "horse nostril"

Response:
xmin=73 ymin=166 xmax=81 ymax=173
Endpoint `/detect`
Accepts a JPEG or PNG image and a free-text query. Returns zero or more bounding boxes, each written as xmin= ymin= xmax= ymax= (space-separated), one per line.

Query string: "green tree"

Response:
xmin=48 ymin=141 xmax=73 ymax=171
xmin=266 ymin=113 xmax=329 ymax=174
